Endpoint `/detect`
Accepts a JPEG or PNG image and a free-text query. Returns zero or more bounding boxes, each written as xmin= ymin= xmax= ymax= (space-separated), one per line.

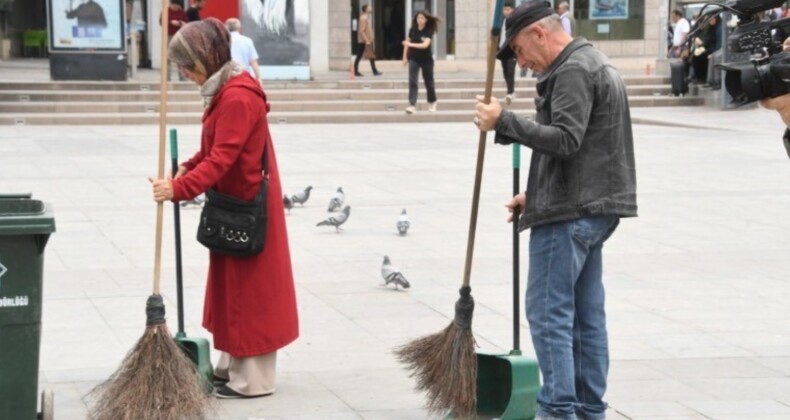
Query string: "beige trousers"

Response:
xmin=214 ymin=351 xmax=277 ymax=396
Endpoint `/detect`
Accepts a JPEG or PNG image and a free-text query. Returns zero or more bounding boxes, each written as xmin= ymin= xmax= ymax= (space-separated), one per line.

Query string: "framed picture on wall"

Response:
xmin=46 ymin=0 xmax=126 ymax=52
xmin=590 ymin=0 xmax=628 ymax=20
xmin=240 ymin=0 xmax=311 ymax=80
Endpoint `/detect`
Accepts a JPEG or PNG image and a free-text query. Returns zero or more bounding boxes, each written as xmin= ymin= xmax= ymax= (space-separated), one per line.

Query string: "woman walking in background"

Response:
xmin=402 ymin=10 xmax=440 ymax=114
xmin=354 ymin=4 xmax=382 ymax=77
xmin=150 ymin=18 xmax=299 ymax=399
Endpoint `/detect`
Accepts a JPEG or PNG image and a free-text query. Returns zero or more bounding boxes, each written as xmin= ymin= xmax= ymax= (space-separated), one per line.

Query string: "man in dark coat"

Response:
xmin=475 ymin=2 xmax=637 ymax=419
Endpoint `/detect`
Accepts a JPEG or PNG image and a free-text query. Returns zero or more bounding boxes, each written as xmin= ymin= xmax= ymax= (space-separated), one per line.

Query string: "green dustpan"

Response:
xmin=475 ymin=144 xmax=540 ymax=420
xmin=476 ymin=350 xmax=540 ymax=419
xmin=170 ymin=129 xmax=214 ymax=384
xmin=175 ymin=331 xmax=213 ymax=385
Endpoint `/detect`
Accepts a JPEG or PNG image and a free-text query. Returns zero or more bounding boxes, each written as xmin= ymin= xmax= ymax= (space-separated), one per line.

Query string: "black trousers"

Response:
xmin=354 ymin=42 xmax=378 ymax=73
xmin=500 ymin=57 xmax=516 ymax=94
xmin=408 ymin=59 xmax=436 ymax=105
xmin=691 ymin=54 xmax=709 ymax=83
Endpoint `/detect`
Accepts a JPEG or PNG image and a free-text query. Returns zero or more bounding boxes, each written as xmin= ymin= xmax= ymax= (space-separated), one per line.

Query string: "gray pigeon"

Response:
xmin=283 ymin=194 xmax=293 ymax=214
xmin=381 ymin=256 xmax=411 ymax=290
xmin=396 ymin=208 xmax=410 ymax=235
xmin=316 ymin=205 xmax=351 ymax=231
xmin=291 ymin=186 xmax=313 ymax=206
xmin=327 ymin=187 xmax=345 ymax=212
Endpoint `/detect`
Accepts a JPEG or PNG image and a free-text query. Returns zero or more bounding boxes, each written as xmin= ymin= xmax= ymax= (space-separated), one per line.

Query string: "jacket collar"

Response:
xmin=537 ymin=37 xmax=592 ymax=85
xmin=203 ymin=73 xmax=268 ymax=120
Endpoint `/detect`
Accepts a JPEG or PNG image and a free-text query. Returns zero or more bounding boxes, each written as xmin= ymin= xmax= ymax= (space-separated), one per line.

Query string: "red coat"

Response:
xmin=172 ymin=73 xmax=299 ymax=357
xmin=160 ymin=6 xmax=189 ymax=36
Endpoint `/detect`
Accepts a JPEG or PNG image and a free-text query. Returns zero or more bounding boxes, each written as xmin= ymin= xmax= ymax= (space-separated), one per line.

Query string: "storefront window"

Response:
xmin=573 ymin=0 xmax=645 ymax=40
xmin=446 ymin=0 xmax=454 ymax=55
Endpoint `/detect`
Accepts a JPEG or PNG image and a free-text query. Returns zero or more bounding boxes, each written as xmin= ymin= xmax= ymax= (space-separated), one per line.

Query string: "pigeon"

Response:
xmin=327 ymin=187 xmax=345 ymax=212
xmin=283 ymin=194 xmax=293 ymax=214
xmin=396 ymin=208 xmax=410 ymax=235
xmin=381 ymin=256 xmax=411 ymax=290
xmin=316 ymin=205 xmax=351 ymax=231
xmin=291 ymin=186 xmax=312 ymax=206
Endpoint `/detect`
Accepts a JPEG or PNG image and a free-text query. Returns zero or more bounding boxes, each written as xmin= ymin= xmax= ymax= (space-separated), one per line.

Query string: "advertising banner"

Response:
xmin=48 ymin=0 xmax=125 ymax=52
xmin=590 ymin=0 xmax=629 ymax=20
xmin=240 ymin=0 xmax=310 ymax=80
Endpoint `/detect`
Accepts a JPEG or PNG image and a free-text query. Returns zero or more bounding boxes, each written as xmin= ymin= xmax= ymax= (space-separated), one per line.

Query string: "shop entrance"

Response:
xmin=351 ymin=0 xmax=406 ymax=60
xmin=374 ymin=0 xmax=406 ymax=60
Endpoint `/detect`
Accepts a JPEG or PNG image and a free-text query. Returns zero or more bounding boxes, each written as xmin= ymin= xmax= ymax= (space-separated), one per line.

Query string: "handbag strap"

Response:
xmin=260 ymin=139 xmax=269 ymax=177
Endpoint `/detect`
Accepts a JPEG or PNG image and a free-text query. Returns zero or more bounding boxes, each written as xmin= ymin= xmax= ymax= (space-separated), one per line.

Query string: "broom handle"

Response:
xmin=170 ymin=129 xmax=185 ymax=335
xmin=462 ymin=3 xmax=503 ymax=288
xmin=153 ymin=0 xmax=169 ymax=295
xmin=512 ymin=144 xmax=520 ymax=352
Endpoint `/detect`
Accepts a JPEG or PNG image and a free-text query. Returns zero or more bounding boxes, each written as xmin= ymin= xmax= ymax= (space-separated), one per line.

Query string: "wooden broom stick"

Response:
xmin=153 ymin=0 xmax=169 ymax=295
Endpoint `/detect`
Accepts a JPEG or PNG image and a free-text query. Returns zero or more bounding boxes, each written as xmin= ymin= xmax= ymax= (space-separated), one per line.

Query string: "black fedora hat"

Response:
xmin=497 ymin=1 xmax=556 ymax=60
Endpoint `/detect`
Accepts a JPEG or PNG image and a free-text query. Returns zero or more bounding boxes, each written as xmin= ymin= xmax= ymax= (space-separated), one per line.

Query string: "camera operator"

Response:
xmin=759 ymin=37 xmax=790 ymax=156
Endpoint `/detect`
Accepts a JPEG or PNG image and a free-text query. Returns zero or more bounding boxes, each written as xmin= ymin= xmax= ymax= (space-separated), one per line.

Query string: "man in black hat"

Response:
xmin=475 ymin=2 xmax=637 ymax=419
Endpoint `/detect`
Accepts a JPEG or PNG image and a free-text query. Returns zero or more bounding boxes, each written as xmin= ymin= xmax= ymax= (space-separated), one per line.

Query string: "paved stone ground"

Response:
xmin=2 ymin=105 xmax=790 ymax=419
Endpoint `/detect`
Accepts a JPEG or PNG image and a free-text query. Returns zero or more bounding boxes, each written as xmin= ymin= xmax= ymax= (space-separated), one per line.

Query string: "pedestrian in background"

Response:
xmin=152 ymin=17 xmax=299 ymax=399
xmin=354 ymin=4 xmax=382 ymax=77
xmin=160 ymin=0 xmax=188 ymax=81
xmin=499 ymin=1 xmax=517 ymax=105
xmin=669 ymin=9 xmax=690 ymax=58
xmin=402 ymin=10 xmax=441 ymax=114
xmin=226 ymin=18 xmax=262 ymax=84
xmin=557 ymin=1 xmax=574 ymax=36
xmin=186 ymin=0 xmax=206 ymax=22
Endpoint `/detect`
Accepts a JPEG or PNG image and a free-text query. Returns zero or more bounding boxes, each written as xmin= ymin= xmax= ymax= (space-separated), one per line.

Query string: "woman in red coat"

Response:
xmin=151 ymin=18 xmax=299 ymax=399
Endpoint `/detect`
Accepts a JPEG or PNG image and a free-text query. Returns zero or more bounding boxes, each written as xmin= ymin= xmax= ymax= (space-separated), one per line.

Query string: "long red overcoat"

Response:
xmin=171 ymin=73 xmax=299 ymax=357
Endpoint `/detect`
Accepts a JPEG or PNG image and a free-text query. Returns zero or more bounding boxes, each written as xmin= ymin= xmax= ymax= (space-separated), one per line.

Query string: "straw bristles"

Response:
xmin=395 ymin=321 xmax=478 ymax=418
xmin=88 ymin=324 xmax=212 ymax=420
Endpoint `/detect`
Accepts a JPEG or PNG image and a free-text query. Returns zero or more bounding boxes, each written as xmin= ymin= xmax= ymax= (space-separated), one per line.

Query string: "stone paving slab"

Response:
xmin=1 ymin=108 xmax=790 ymax=419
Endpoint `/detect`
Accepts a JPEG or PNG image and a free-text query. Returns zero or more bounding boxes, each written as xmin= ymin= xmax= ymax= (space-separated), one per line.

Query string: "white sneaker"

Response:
xmin=405 ymin=106 xmax=417 ymax=114
xmin=428 ymin=102 xmax=437 ymax=112
xmin=505 ymin=94 xmax=513 ymax=105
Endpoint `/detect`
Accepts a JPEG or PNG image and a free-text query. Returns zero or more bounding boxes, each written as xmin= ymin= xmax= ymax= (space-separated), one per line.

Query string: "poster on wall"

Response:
xmin=47 ymin=0 xmax=126 ymax=51
xmin=240 ymin=0 xmax=310 ymax=80
xmin=590 ymin=0 xmax=629 ymax=20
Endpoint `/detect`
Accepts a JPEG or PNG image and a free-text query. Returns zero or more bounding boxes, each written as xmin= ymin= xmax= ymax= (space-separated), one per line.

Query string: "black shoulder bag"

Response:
xmin=196 ymin=145 xmax=269 ymax=257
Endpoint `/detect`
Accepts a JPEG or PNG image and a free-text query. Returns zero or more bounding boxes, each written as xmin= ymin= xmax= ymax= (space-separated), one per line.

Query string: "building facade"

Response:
xmin=325 ymin=0 xmax=667 ymax=72
xmin=3 ymin=0 xmax=673 ymax=75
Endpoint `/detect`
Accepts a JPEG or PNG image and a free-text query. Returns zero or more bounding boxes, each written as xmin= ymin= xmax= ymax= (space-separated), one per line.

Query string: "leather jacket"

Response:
xmin=494 ymin=38 xmax=638 ymax=230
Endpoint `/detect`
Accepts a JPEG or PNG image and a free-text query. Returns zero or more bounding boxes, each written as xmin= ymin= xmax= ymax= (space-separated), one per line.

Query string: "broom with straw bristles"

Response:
xmin=88 ymin=2 xmax=211 ymax=419
xmin=394 ymin=1 xmax=505 ymax=418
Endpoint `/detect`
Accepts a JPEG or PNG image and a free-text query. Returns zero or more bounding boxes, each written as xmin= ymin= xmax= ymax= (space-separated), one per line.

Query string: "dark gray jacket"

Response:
xmin=494 ymin=38 xmax=637 ymax=230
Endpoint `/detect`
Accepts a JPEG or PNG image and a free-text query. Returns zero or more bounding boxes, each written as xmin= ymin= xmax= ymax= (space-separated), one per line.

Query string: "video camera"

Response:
xmin=699 ymin=0 xmax=790 ymax=104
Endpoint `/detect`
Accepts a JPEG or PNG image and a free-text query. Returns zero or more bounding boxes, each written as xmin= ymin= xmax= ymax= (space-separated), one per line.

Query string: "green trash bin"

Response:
xmin=0 ymin=194 xmax=56 ymax=420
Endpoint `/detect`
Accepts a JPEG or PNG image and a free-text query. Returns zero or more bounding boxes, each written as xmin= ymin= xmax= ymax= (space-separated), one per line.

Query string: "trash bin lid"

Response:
xmin=0 ymin=194 xmax=56 ymax=235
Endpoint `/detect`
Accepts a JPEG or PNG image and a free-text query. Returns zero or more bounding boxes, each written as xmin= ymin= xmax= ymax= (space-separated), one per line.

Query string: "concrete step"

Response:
xmin=0 ymin=76 xmax=670 ymax=92
xmin=0 ymin=94 xmax=699 ymax=114
xmin=0 ymin=85 xmax=672 ymax=103
xmin=0 ymin=96 xmax=704 ymax=125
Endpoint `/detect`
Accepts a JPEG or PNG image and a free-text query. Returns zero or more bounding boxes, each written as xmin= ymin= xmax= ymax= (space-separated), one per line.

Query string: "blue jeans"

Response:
xmin=526 ymin=216 xmax=620 ymax=420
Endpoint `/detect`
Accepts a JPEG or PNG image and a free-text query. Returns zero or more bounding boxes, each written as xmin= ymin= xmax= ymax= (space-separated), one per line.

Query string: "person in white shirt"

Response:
xmin=225 ymin=18 xmax=261 ymax=82
xmin=669 ymin=9 xmax=690 ymax=58
xmin=557 ymin=1 xmax=573 ymax=36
